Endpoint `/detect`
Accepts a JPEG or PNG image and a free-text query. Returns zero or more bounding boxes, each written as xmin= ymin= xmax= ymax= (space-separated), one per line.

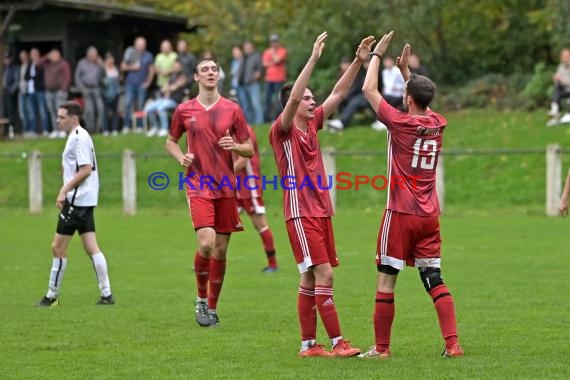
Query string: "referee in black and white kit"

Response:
xmin=36 ymin=101 xmax=114 ymax=307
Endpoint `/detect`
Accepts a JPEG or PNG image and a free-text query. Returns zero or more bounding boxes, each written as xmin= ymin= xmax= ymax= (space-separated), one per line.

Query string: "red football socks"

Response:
xmin=260 ymin=228 xmax=277 ymax=268
xmin=194 ymin=251 xmax=210 ymax=299
xmin=374 ymin=291 xmax=395 ymax=352
xmin=430 ymin=285 xmax=459 ymax=349
xmin=208 ymin=257 xmax=226 ymax=310
xmin=298 ymin=286 xmax=317 ymax=341
xmin=315 ymin=285 xmax=341 ymax=339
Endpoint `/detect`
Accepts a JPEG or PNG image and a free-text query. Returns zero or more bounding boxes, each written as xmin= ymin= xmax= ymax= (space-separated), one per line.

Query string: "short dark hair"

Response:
xmin=194 ymin=58 xmax=219 ymax=74
xmin=59 ymin=101 xmax=83 ymax=118
xmin=406 ymin=74 xmax=436 ymax=110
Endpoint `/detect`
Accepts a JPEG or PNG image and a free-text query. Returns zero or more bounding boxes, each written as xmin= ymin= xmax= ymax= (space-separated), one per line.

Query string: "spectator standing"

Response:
xmin=44 ymin=48 xmax=71 ymax=138
xmin=25 ymin=48 xmax=50 ymax=136
xmin=230 ymin=46 xmax=243 ymax=95
xmin=18 ymin=50 xmax=31 ymax=136
xmin=102 ymin=53 xmax=120 ymax=137
xmin=121 ymin=36 xmax=154 ymax=133
xmin=75 ymin=46 xmax=104 ymax=133
xmin=154 ymin=40 xmax=178 ymax=91
xmin=2 ymin=52 xmax=19 ymax=137
xmin=237 ymin=41 xmax=263 ymax=125
xmin=262 ymin=33 xmax=287 ymax=122
xmin=176 ymin=39 xmax=197 ymax=87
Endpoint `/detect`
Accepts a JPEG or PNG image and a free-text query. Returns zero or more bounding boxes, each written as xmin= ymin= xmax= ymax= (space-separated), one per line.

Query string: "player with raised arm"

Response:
xmin=234 ymin=124 xmax=278 ymax=272
xmin=359 ymin=31 xmax=464 ymax=358
xmin=270 ymin=32 xmax=374 ymax=357
xmin=166 ymin=58 xmax=253 ymax=327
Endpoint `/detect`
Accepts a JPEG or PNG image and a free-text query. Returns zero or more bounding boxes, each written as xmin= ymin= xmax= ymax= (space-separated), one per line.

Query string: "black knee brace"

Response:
xmin=419 ymin=267 xmax=444 ymax=292
xmin=377 ymin=264 xmax=399 ymax=275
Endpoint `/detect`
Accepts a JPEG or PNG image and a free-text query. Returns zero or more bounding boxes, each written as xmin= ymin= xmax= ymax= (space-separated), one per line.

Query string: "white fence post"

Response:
xmin=122 ymin=149 xmax=137 ymax=216
xmin=546 ymin=144 xmax=561 ymax=217
xmin=28 ymin=150 xmax=42 ymax=214
xmin=436 ymin=155 xmax=445 ymax=213
xmin=321 ymin=147 xmax=336 ymax=210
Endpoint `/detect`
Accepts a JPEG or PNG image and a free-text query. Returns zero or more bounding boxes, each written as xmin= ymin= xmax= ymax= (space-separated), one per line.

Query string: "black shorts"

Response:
xmin=56 ymin=201 xmax=96 ymax=236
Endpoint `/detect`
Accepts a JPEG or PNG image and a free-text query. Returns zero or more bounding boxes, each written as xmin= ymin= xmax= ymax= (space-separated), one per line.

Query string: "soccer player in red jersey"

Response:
xmin=166 ymin=58 xmax=253 ymax=327
xmin=234 ymin=124 xmax=278 ymax=272
xmin=358 ymin=31 xmax=464 ymax=358
xmin=270 ymin=32 xmax=374 ymax=357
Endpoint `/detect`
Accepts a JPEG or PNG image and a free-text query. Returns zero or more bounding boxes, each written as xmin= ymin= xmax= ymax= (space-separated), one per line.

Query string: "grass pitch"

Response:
xmin=1 ymin=208 xmax=568 ymax=379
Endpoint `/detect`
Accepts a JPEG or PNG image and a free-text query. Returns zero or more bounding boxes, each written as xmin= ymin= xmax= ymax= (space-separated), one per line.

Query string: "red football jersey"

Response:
xmin=170 ymin=97 xmax=250 ymax=199
xmin=377 ymin=99 xmax=447 ymax=216
xmin=269 ymin=106 xmax=334 ymax=220
xmin=236 ymin=125 xmax=263 ymax=200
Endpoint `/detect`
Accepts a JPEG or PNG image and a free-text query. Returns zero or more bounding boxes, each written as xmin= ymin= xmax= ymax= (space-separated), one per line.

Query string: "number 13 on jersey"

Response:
xmin=411 ymin=138 xmax=438 ymax=169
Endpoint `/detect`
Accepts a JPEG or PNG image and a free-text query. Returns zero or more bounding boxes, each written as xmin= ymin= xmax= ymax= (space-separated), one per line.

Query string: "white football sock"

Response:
xmin=91 ymin=252 xmax=112 ymax=297
xmin=47 ymin=257 xmax=67 ymax=299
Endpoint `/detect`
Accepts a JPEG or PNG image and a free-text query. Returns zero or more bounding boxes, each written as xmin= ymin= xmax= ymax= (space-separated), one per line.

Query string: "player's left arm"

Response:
xmin=560 ymin=168 xmax=570 ymax=217
xmin=56 ymin=164 xmax=92 ymax=209
xmin=322 ymin=36 xmax=375 ymax=119
xmin=234 ymin=155 xmax=248 ymax=172
xmin=219 ymin=131 xmax=253 ymax=157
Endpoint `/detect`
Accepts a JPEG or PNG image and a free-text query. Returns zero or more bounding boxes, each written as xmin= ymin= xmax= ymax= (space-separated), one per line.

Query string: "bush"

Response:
xmin=521 ymin=62 xmax=555 ymax=109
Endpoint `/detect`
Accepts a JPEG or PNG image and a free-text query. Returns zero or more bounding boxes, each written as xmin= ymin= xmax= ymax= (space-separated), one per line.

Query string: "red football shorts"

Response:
xmin=286 ymin=217 xmax=339 ymax=273
xmin=376 ymin=209 xmax=441 ymax=270
xmin=237 ymin=197 xmax=266 ymax=215
xmin=188 ymin=196 xmax=244 ymax=234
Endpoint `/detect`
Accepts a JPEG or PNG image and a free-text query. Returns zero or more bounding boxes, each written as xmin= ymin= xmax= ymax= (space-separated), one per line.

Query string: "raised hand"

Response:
xmin=373 ymin=30 xmax=394 ymax=56
xmin=311 ymin=31 xmax=328 ymax=60
xmin=356 ymin=36 xmax=376 ymax=62
xmin=396 ymin=43 xmax=411 ymax=72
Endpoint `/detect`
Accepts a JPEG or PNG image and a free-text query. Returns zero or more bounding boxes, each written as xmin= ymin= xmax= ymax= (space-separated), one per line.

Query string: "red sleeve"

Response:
xmin=233 ymin=107 xmax=250 ymax=142
xmin=377 ymin=99 xmax=400 ymax=131
xmin=169 ymin=106 xmax=185 ymax=139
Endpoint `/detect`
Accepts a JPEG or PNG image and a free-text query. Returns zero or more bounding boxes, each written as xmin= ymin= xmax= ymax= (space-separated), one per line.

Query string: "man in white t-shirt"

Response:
xmin=36 ymin=101 xmax=114 ymax=307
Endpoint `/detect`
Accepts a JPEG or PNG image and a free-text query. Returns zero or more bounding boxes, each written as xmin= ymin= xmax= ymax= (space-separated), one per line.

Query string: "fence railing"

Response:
xmin=20 ymin=145 xmax=568 ymax=216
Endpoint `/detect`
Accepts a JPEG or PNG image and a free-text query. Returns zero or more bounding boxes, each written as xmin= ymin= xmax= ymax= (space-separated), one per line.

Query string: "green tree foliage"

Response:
xmin=113 ymin=0 xmax=569 ymax=93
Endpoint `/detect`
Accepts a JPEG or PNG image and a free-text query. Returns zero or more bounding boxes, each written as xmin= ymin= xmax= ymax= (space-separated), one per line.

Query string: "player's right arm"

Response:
xmin=279 ymin=32 xmax=327 ymax=132
xmin=362 ymin=31 xmax=394 ymax=112
xmin=165 ymin=108 xmax=194 ymax=167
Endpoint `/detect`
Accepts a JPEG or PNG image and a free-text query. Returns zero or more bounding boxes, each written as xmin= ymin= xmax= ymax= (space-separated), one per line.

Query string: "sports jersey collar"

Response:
xmin=197 ymin=95 xmax=221 ymax=111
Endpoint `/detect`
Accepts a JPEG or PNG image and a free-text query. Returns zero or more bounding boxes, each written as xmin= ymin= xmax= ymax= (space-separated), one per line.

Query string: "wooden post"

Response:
xmin=28 ymin=150 xmax=42 ymax=214
xmin=436 ymin=155 xmax=445 ymax=213
xmin=122 ymin=149 xmax=137 ymax=216
xmin=546 ymin=144 xmax=561 ymax=217
xmin=321 ymin=147 xmax=336 ymax=210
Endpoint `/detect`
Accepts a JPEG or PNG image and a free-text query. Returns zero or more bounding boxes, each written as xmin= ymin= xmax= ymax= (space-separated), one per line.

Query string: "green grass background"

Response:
xmin=1 ymin=109 xmax=569 ymax=378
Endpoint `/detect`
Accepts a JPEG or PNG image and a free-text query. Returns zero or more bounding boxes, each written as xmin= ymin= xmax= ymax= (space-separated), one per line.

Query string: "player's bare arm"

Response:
xmin=218 ymin=131 xmax=254 ymax=157
xmin=560 ymin=168 xmax=570 ymax=217
xmin=56 ymin=164 xmax=92 ymax=209
xmin=165 ymin=134 xmax=194 ymax=167
xmin=396 ymin=43 xmax=412 ymax=83
xmin=362 ymin=30 xmax=394 ymax=112
xmin=233 ymin=155 xmax=248 ymax=172
xmin=280 ymin=32 xmax=327 ymax=132
xmin=322 ymin=35 xmax=375 ymax=119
